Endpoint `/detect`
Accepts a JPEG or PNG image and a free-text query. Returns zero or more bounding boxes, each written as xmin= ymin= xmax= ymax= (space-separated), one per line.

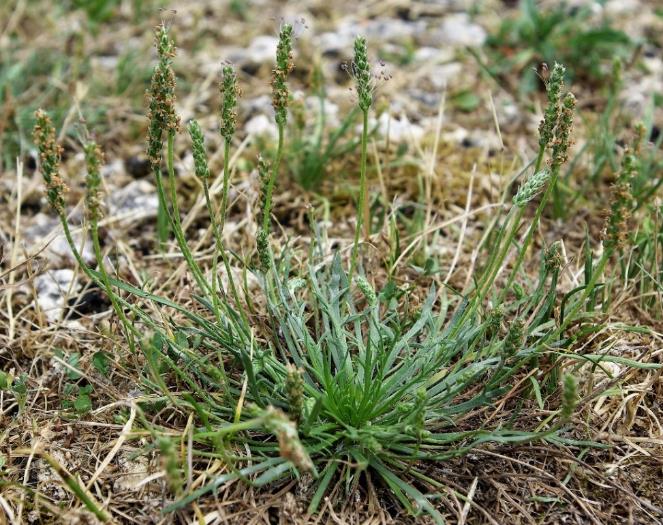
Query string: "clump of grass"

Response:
xmin=34 ymin=21 xmax=663 ymax=524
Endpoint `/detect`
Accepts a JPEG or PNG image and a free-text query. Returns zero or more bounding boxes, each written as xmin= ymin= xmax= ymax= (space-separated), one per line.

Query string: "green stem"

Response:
xmin=203 ymin=178 xmax=247 ymax=327
xmin=451 ymin=203 xmax=523 ymax=336
xmin=499 ymin=147 xmax=558 ymax=303
xmin=534 ymin=145 xmax=545 ymax=176
xmin=153 ymin=133 xmax=210 ymax=295
xmin=157 ymin=192 xmax=169 ymax=252
xmin=59 ymin=215 xmax=150 ymax=347
xmin=59 ymin=216 xmax=95 ymax=282
xmin=361 ymin=110 xmax=370 ymax=240
xmin=212 ymin=138 xmax=248 ymax=325
xmin=350 ymin=109 xmax=369 ymax=280
xmin=451 ymin=149 xmax=546 ymax=332
xmin=558 ymin=251 xmax=610 ymax=336
xmin=262 ymin=124 xmax=285 ymax=237
xmin=220 ymin=140 xmax=231 ymax=234
xmin=477 ymin=206 xmax=524 ymax=300
xmin=90 ymin=219 xmax=137 ymax=353
xmin=202 ymin=181 xmax=222 ymax=327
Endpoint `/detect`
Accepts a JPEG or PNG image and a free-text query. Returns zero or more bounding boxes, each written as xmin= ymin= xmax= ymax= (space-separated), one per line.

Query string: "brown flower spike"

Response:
xmin=146 ymin=23 xmax=180 ymax=168
xmin=33 ymin=109 xmax=67 ymax=215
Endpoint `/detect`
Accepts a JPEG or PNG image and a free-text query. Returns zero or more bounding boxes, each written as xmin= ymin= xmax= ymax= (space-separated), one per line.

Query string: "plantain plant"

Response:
xmin=34 ymin=22 xmax=660 ymax=524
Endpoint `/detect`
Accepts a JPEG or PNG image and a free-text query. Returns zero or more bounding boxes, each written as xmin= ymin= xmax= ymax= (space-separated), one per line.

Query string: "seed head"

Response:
xmin=355 ymin=275 xmax=377 ymax=307
xmin=84 ymin=141 xmax=105 ymax=223
xmin=288 ymin=277 xmax=307 ymax=294
xmin=147 ymin=24 xmax=180 ymax=167
xmin=257 ymin=154 xmax=271 ymax=189
xmin=538 ymin=63 xmax=565 ymax=149
xmin=257 ymin=154 xmax=272 ymax=249
xmin=551 ymin=92 xmax=576 ymax=171
xmin=257 ymin=230 xmax=270 ymax=271
xmin=560 ymin=374 xmax=577 ymax=422
xmin=513 ymin=169 xmax=551 ymax=207
xmin=187 ymin=120 xmax=210 ymax=180
xmin=285 ymin=364 xmax=304 ymax=423
xmin=604 ymin=149 xmax=635 ymax=250
xmin=157 ymin=436 xmax=183 ymax=495
xmin=503 ymin=319 xmax=524 ymax=357
xmin=485 ymin=306 xmax=504 ymax=339
xmin=220 ymin=65 xmax=238 ymax=142
xmin=271 ymin=23 xmax=294 ymax=126
xmin=263 ymin=406 xmax=313 ymax=472
xmin=365 ymin=435 xmax=383 ymax=453
xmin=544 ymin=241 xmax=563 ymax=273
xmin=411 ymin=387 xmax=427 ymax=439
xmin=33 ymin=110 xmax=67 ymax=215
xmin=352 ymin=36 xmax=372 ymax=112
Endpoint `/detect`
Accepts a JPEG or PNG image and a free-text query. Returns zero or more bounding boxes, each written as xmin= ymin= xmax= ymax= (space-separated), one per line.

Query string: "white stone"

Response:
xmin=426 ymin=62 xmax=463 ymax=89
xmin=113 ymin=452 xmax=151 ymax=492
xmin=374 ymin=113 xmax=425 ymax=142
xmin=435 ymin=14 xmax=487 ymax=47
xmin=413 ymin=46 xmax=455 ymax=63
xmin=442 ymin=127 xmax=502 ymax=150
xmin=35 ymin=269 xmax=79 ymax=323
xmin=246 ymin=35 xmax=279 ymax=63
xmin=245 ymin=114 xmax=278 ymax=138
xmin=605 ymin=0 xmax=640 ymax=15
xmin=242 ymin=95 xmax=273 ymax=116
xmin=24 ymin=213 xmax=95 ymax=265
xmin=317 ymin=31 xmax=354 ymax=55
xmin=108 ymin=179 xmax=159 ymax=219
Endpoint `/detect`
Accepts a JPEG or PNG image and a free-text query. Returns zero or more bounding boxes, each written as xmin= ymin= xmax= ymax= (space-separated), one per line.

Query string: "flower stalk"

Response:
xmin=259 ymin=23 xmax=293 ymax=271
xmin=220 ymin=64 xmax=238 ymax=233
xmin=146 ymin=24 xmax=211 ymax=295
xmin=84 ymin=141 xmax=137 ymax=352
xmin=350 ymin=36 xmax=372 ymax=280
xmin=147 ymin=23 xmax=180 ymax=249
xmin=33 ymin=111 xmax=140 ymax=348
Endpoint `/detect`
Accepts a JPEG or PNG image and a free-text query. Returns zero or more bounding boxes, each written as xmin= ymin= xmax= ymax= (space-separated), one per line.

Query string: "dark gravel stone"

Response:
xmin=66 ymin=287 xmax=111 ymax=318
xmin=124 ymin=155 xmax=151 ymax=178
